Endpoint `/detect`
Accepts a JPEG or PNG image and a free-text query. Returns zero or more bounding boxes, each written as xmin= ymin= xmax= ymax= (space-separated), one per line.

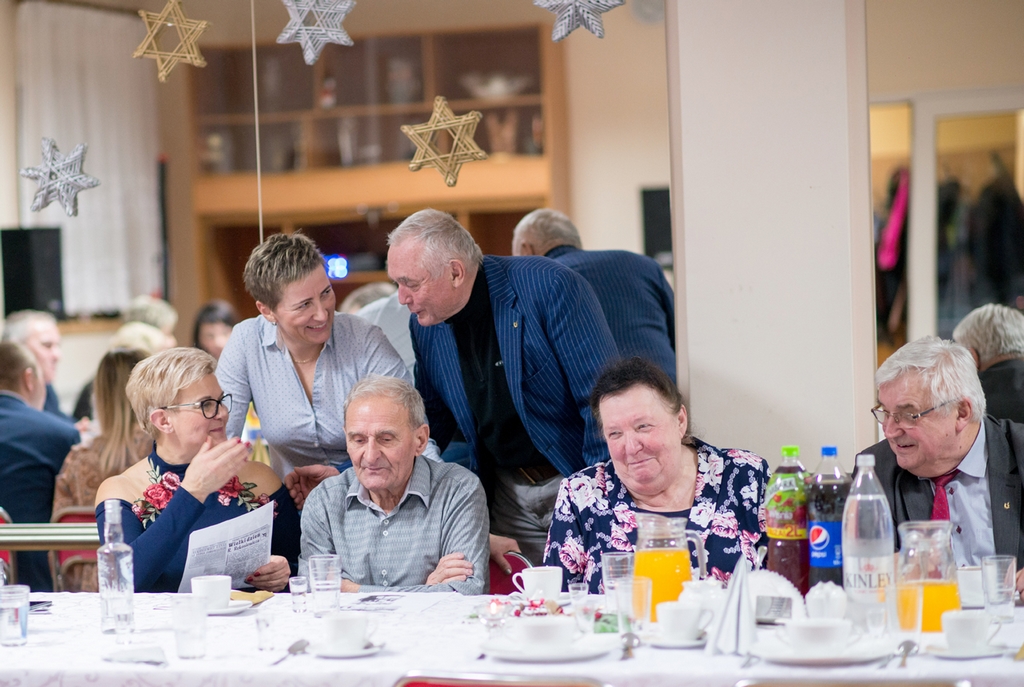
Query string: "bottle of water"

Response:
xmin=842 ymin=453 xmax=895 ymax=630
xmin=98 ymin=499 xmax=134 ymax=641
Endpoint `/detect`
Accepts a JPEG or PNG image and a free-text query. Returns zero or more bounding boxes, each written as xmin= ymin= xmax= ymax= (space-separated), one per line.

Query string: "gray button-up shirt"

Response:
xmin=217 ymin=314 xmax=437 ymax=476
xmin=298 ymin=456 xmax=489 ymax=594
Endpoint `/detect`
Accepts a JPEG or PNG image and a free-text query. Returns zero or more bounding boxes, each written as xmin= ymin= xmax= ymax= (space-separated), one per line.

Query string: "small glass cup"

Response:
xmin=569 ymin=584 xmax=600 ymax=634
xmin=255 ymin=609 xmax=275 ymax=651
xmin=289 ymin=576 xmax=309 ymax=614
xmin=171 ymin=594 xmax=207 ymax=659
xmin=308 ymin=555 xmax=342 ymax=617
xmin=982 ymin=555 xmax=1017 ymax=622
xmin=476 ymin=598 xmax=511 ymax=641
xmin=0 ymin=584 xmax=29 ymax=647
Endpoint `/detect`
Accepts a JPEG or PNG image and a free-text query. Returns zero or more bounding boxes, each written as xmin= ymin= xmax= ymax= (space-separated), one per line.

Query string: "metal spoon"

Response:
xmin=898 ymin=639 xmax=918 ymax=668
xmin=620 ymin=632 xmax=640 ymax=660
xmin=271 ymin=639 xmax=309 ymax=666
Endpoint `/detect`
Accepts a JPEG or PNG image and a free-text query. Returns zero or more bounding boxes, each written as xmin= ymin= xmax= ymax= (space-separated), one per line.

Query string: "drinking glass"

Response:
xmin=569 ymin=584 xmax=599 ymax=634
xmin=476 ymin=599 xmax=511 ymax=641
xmin=896 ymin=583 xmax=923 ymax=637
xmin=611 ymin=576 xmax=653 ymax=635
xmin=982 ymin=555 xmax=1016 ymax=622
xmin=255 ymin=609 xmax=275 ymax=651
xmin=289 ymin=576 xmax=309 ymax=614
xmin=601 ymin=552 xmax=635 ymax=614
xmin=171 ymin=594 xmax=207 ymax=659
xmin=0 ymin=584 xmax=29 ymax=647
xmin=308 ymin=555 xmax=342 ymax=617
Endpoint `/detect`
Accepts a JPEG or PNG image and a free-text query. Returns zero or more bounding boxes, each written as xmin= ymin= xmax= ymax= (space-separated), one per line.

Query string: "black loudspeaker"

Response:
xmin=1 ymin=227 xmax=64 ymax=318
xmin=642 ymin=188 xmax=673 ymax=268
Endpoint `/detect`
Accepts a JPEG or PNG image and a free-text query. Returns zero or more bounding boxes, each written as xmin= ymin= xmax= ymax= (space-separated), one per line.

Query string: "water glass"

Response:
xmin=255 ymin=609 xmax=275 ymax=651
xmin=601 ymin=552 xmax=635 ymax=614
xmin=171 ymin=594 xmax=207 ymax=659
xmin=569 ymin=584 xmax=599 ymax=634
xmin=308 ymin=554 xmax=342 ymax=617
xmin=982 ymin=555 xmax=1016 ymax=622
xmin=289 ymin=576 xmax=309 ymax=613
xmin=0 ymin=584 xmax=29 ymax=646
xmin=611 ymin=576 xmax=653 ymax=635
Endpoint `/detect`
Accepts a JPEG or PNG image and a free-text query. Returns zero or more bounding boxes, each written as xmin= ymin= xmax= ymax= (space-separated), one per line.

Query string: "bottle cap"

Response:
xmin=855 ymin=453 xmax=875 ymax=467
xmin=781 ymin=445 xmax=800 ymax=459
xmin=103 ymin=498 xmax=122 ymax=524
xmin=821 ymin=446 xmax=837 ymax=457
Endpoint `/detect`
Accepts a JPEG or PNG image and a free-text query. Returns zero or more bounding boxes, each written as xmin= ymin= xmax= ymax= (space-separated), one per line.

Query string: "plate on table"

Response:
xmin=208 ymin=600 xmax=252 ymax=616
xmin=927 ymin=643 xmax=1010 ymax=660
xmin=311 ymin=642 xmax=384 ymax=659
xmin=481 ymin=636 xmax=617 ymax=663
xmin=749 ymin=638 xmax=894 ymax=666
xmin=649 ymin=632 xmax=706 ymax=649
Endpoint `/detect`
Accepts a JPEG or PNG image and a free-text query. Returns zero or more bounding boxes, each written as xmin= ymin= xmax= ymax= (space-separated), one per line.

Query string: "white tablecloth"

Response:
xmin=1 ymin=592 xmax=1023 ymax=687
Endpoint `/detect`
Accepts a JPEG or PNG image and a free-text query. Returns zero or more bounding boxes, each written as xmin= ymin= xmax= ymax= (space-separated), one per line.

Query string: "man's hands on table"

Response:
xmin=427 ymin=552 xmax=473 ymax=585
xmin=285 ymin=464 xmax=339 ymax=508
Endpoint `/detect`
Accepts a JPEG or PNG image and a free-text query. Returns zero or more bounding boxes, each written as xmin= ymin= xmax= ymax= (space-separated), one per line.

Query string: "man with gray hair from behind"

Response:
xmin=861 ymin=336 xmax=1024 ymax=591
xmin=953 ymin=303 xmax=1024 ymax=424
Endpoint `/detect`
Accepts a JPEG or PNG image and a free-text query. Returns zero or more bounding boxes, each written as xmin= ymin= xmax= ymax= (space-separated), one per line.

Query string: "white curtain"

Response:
xmin=17 ymin=2 xmax=160 ymax=315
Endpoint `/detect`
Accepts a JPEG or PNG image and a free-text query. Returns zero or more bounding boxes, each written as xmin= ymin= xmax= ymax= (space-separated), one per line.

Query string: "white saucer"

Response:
xmin=507 ymin=592 xmax=571 ymax=606
xmin=311 ymin=642 xmax=384 ymax=659
xmin=749 ymin=638 xmax=894 ymax=666
xmin=481 ymin=636 xmax=617 ymax=663
xmin=207 ymin=600 xmax=252 ymax=616
xmin=650 ymin=634 xmax=706 ymax=649
xmin=927 ymin=643 xmax=1009 ymax=660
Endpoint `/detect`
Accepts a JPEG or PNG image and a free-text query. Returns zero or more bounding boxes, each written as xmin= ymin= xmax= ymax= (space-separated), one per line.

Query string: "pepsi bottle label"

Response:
xmin=808 ymin=521 xmax=842 ymax=568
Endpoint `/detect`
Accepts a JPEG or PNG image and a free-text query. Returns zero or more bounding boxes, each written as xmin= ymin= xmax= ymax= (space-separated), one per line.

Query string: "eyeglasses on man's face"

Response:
xmin=870 ymin=400 xmax=954 ymax=428
xmin=161 ymin=394 xmax=232 ymax=419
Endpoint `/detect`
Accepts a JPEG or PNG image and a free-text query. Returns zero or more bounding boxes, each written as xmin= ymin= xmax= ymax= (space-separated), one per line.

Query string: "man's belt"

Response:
xmin=517 ymin=463 xmax=562 ymax=485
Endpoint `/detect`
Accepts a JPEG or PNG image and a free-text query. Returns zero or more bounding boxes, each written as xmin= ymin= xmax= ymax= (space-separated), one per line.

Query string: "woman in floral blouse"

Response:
xmin=95 ymin=347 xmax=299 ymax=592
xmin=543 ymin=357 xmax=769 ymax=591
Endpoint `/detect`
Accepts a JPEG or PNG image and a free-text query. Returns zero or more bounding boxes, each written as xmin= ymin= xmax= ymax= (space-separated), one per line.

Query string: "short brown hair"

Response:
xmin=126 ymin=347 xmax=217 ymax=439
xmin=0 ymin=340 xmax=38 ymax=391
xmin=589 ymin=357 xmax=683 ymax=429
xmin=243 ymin=232 xmax=326 ymax=309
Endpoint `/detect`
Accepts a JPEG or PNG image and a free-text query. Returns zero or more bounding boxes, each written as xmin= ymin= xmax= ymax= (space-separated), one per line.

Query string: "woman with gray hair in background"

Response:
xmin=215 ymin=232 xmax=429 ymax=505
xmin=952 ymin=303 xmax=1024 ymax=424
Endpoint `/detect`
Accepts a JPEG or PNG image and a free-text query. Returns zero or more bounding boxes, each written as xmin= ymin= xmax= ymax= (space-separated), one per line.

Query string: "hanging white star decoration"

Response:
xmin=19 ymin=138 xmax=100 ymax=217
xmin=277 ymin=0 xmax=356 ymax=66
xmin=534 ymin=0 xmax=625 ymax=41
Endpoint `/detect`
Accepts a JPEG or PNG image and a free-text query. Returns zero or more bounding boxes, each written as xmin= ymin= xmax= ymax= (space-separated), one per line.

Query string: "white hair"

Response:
xmin=387 ymin=209 xmax=483 ymax=277
xmin=514 ymin=209 xmax=583 ymax=250
xmin=344 ymin=374 xmax=427 ymax=429
xmin=3 ymin=310 xmax=57 ymax=344
xmin=952 ymin=304 xmax=1024 ymax=366
xmin=876 ymin=336 xmax=986 ymax=422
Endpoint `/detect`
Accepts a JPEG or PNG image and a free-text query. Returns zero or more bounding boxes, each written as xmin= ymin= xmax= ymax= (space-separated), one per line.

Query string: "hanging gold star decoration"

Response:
xmin=401 ymin=96 xmax=488 ymax=187
xmin=132 ymin=0 xmax=210 ymax=83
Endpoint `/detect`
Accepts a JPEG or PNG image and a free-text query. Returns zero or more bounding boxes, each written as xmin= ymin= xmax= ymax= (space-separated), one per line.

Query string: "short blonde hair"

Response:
xmin=243 ymin=232 xmax=325 ymax=310
xmin=110 ymin=321 xmax=168 ymax=355
xmin=124 ymin=295 xmax=178 ymax=333
xmin=126 ymin=347 xmax=217 ymax=439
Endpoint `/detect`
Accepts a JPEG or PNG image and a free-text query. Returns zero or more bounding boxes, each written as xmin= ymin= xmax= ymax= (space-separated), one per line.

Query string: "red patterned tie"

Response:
xmin=930 ymin=469 xmax=960 ymax=520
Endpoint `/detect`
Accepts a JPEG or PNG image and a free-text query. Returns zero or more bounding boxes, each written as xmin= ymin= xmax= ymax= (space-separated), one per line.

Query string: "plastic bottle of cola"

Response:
xmin=808 ymin=445 xmax=852 ymax=587
xmin=842 ymin=453 xmax=895 ymax=629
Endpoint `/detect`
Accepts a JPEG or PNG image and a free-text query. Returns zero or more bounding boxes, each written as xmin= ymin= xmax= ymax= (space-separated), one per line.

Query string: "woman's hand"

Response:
xmin=246 ymin=555 xmax=290 ymax=592
xmin=180 ymin=437 xmax=251 ymax=502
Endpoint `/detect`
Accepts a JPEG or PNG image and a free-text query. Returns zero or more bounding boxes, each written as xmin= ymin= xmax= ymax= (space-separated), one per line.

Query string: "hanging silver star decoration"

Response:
xmin=277 ymin=0 xmax=356 ymax=65
xmin=534 ymin=0 xmax=625 ymax=41
xmin=19 ymin=138 xmax=100 ymax=217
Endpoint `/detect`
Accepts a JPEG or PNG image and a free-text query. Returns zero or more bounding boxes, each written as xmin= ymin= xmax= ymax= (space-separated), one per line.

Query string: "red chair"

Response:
xmin=488 ymin=551 xmax=533 ymax=595
xmin=0 ymin=506 xmax=12 ymax=583
xmin=396 ymin=672 xmax=608 ymax=687
xmin=49 ymin=507 xmax=98 ymax=592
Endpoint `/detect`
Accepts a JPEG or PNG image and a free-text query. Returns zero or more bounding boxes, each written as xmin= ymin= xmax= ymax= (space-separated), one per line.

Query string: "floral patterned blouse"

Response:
xmin=543 ymin=438 xmax=770 ymax=592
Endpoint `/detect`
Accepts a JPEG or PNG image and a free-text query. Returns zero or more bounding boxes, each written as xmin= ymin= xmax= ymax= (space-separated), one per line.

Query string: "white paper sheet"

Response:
xmin=177 ymin=502 xmax=274 ymax=593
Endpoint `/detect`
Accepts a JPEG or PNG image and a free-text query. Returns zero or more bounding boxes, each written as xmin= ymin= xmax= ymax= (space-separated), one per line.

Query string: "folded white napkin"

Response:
xmin=103 ymin=646 xmax=168 ymax=666
xmin=704 ymin=558 xmax=758 ymax=656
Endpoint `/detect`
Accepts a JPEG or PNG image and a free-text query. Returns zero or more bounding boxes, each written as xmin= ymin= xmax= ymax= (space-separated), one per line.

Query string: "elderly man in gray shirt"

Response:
xmin=299 ymin=374 xmax=489 ymax=594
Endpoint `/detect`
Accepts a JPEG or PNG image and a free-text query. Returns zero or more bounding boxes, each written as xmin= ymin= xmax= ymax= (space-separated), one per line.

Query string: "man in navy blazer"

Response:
xmin=513 ymin=209 xmax=677 ymax=381
xmin=3 ymin=310 xmax=73 ymax=424
xmin=0 ymin=341 xmax=80 ymax=591
xmin=387 ymin=209 xmax=618 ymax=567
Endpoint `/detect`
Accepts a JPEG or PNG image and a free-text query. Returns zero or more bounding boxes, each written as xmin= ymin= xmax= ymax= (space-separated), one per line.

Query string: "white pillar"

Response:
xmin=665 ymin=0 xmax=877 ymax=467
xmin=0 ymin=0 xmax=17 ymax=314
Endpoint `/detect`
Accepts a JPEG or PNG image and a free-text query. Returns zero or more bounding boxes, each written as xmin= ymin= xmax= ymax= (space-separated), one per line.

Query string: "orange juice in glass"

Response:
xmin=633 ymin=548 xmax=691 ymax=621
xmin=898 ymin=580 xmax=960 ymax=632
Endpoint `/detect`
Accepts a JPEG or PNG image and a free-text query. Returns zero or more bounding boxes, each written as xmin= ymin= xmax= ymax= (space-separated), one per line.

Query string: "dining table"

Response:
xmin=1 ymin=591 xmax=1022 ymax=687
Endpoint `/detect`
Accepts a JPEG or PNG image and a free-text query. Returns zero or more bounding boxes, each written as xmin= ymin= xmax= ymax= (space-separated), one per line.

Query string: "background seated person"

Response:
xmin=0 ymin=341 xmax=81 ymax=591
xmin=953 ymin=303 xmax=1024 ymax=424
xmin=299 ymin=375 xmax=488 ymax=594
xmin=544 ymin=357 xmax=769 ymax=591
xmin=861 ymin=336 xmax=1024 ymax=590
xmin=96 ymin=347 xmax=300 ymax=592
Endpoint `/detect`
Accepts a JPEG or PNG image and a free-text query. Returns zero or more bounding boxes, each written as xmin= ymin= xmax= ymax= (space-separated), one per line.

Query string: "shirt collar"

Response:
xmin=258 ymin=312 xmax=336 ymax=352
xmin=0 ymin=390 xmax=28 ymax=406
xmin=957 ymin=421 xmax=987 ymax=479
xmin=345 ymin=455 xmax=431 ymax=514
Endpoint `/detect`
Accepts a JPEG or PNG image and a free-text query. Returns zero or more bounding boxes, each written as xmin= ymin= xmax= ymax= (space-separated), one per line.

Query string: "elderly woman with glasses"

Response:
xmin=544 ymin=357 xmax=770 ymax=591
xmin=95 ymin=347 xmax=300 ymax=593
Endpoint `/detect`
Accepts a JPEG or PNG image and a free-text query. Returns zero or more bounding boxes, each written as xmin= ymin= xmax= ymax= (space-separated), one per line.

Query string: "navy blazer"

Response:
xmin=411 ymin=256 xmax=618 ymax=477
xmin=0 ymin=392 xmax=80 ymax=590
xmin=547 ymin=245 xmax=676 ymax=382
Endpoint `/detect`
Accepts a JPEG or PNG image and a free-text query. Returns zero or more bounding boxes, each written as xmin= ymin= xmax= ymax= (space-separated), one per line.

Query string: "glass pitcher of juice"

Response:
xmin=896 ymin=520 xmax=960 ymax=633
xmin=632 ymin=513 xmax=707 ymax=621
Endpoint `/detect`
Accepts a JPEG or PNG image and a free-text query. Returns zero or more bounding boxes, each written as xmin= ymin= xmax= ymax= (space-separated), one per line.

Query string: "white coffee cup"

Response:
xmin=657 ymin=600 xmax=712 ymax=641
xmin=956 ymin=567 xmax=984 ymax=608
xmin=506 ymin=615 xmax=577 ymax=649
xmin=942 ymin=609 xmax=1001 ymax=652
xmin=512 ymin=566 xmax=563 ymax=601
xmin=777 ymin=618 xmax=853 ymax=655
xmin=190 ymin=575 xmax=231 ymax=611
xmin=324 ymin=611 xmax=372 ymax=652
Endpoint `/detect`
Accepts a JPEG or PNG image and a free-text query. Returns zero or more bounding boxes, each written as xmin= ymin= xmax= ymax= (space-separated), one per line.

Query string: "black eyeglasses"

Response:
xmin=870 ymin=400 xmax=953 ymax=428
xmin=161 ymin=394 xmax=232 ymax=419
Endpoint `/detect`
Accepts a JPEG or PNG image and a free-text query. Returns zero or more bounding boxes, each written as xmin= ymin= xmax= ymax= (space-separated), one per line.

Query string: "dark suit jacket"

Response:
xmin=411 ymin=255 xmax=618 ymax=477
xmin=0 ymin=392 xmax=80 ymax=590
xmin=863 ymin=415 xmax=1024 ymax=560
xmin=546 ymin=245 xmax=676 ymax=382
xmin=979 ymin=359 xmax=1024 ymax=425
